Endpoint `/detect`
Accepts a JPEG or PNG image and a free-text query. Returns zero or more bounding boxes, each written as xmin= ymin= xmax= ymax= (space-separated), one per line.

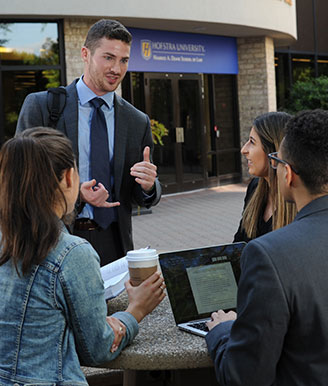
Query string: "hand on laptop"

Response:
xmin=206 ymin=310 xmax=237 ymax=331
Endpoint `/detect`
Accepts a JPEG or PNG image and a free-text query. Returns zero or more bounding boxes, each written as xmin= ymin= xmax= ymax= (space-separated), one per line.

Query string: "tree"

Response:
xmin=0 ymin=23 xmax=12 ymax=46
xmin=287 ymin=76 xmax=328 ymax=113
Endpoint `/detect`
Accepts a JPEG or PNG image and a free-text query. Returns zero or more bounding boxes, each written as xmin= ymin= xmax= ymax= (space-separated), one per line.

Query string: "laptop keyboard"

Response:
xmin=188 ymin=321 xmax=209 ymax=332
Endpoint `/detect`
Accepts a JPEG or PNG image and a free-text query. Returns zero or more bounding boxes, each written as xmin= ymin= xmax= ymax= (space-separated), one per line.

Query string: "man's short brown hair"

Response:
xmin=84 ymin=19 xmax=132 ymax=53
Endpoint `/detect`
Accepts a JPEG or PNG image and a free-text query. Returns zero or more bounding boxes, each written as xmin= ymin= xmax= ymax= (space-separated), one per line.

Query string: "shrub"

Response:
xmin=287 ymin=76 xmax=328 ymax=113
xmin=150 ymin=119 xmax=169 ymax=145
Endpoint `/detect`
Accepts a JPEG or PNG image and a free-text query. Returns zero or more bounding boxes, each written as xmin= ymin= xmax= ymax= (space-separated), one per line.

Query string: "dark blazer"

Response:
xmin=233 ymin=178 xmax=272 ymax=243
xmin=16 ymin=80 xmax=161 ymax=254
xmin=207 ymin=194 xmax=328 ymax=386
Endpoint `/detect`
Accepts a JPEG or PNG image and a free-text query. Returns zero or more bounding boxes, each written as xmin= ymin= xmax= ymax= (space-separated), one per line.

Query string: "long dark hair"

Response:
xmin=242 ymin=112 xmax=296 ymax=238
xmin=0 ymin=128 xmax=76 ymax=275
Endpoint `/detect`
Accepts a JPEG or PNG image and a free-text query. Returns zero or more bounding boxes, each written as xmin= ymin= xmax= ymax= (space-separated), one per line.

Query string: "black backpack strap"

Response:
xmin=47 ymin=87 xmax=67 ymax=129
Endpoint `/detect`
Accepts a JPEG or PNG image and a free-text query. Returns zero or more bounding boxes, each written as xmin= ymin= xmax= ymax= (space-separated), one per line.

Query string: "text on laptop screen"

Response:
xmin=159 ymin=243 xmax=245 ymax=324
xmin=186 ymin=261 xmax=238 ymax=314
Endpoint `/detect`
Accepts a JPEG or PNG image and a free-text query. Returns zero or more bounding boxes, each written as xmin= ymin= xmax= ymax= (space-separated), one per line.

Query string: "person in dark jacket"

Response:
xmin=16 ymin=19 xmax=161 ymax=266
xmin=207 ymin=109 xmax=328 ymax=386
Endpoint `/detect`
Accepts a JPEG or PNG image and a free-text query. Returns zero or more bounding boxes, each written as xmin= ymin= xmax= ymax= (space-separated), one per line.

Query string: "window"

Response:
xmin=318 ymin=56 xmax=328 ymax=77
xmin=275 ymin=53 xmax=291 ymax=109
xmin=0 ymin=21 xmax=65 ymax=142
xmin=291 ymin=54 xmax=315 ymax=82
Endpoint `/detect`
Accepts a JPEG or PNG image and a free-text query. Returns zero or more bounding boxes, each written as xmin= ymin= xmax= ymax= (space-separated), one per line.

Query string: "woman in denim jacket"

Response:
xmin=0 ymin=128 xmax=165 ymax=386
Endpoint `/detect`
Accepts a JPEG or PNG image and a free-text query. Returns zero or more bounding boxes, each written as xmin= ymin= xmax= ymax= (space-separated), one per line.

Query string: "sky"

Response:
xmin=0 ymin=22 xmax=57 ymax=54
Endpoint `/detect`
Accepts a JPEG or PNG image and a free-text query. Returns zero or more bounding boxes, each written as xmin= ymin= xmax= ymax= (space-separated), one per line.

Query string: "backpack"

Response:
xmin=46 ymin=87 xmax=67 ymax=129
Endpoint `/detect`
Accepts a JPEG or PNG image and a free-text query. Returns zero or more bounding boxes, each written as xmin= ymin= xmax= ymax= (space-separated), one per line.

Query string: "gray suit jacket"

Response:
xmin=206 ymin=194 xmax=328 ymax=386
xmin=16 ymin=79 xmax=161 ymax=254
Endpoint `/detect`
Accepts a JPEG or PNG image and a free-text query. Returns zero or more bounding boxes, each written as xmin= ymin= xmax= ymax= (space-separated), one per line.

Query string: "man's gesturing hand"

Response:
xmin=80 ymin=179 xmax=120 ymax=208
xmin=130 ymin=146 xmax=157 ymax=192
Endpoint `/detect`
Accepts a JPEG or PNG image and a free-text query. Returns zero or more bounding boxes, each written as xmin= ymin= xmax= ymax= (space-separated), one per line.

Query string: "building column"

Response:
xmin=64 ymin=18 xmax=95 ymax=84
xmin=237 ymin=36 xmax=277 ymax=179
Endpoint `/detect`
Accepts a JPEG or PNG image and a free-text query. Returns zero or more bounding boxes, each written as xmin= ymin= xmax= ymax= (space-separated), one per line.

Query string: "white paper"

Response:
xmin=100 ymin=257 xmax=129 ymax=300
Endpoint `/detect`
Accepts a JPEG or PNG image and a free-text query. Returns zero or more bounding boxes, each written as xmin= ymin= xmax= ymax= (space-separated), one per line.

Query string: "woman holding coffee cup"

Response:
xmin=0 ymin=128 xmax=165 ymax=386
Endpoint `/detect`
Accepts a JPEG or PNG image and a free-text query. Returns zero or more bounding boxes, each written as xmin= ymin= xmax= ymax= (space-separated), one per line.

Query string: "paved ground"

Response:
xmin=132 ymin=183 xmax=247 ymax=254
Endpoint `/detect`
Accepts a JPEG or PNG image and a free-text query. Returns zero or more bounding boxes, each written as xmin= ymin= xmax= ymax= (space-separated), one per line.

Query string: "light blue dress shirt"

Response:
xmin=76 ymin=76 xmax=115 ymax=220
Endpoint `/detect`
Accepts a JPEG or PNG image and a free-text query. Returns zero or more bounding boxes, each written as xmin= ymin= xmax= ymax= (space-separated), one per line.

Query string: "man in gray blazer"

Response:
xmin=206 ymin=110 xmax=328 ymax=385
xmin=16 ymin=19 xmax=161 ymax=266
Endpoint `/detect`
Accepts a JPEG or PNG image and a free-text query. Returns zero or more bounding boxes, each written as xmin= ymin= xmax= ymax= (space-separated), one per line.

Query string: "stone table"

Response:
xmin=100 ymin=291 xmax=214 ymax=385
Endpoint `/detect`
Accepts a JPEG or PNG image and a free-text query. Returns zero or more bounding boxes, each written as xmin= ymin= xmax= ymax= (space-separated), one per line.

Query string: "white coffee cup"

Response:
xmin=126 ymin=248 xmax=159 ymax=286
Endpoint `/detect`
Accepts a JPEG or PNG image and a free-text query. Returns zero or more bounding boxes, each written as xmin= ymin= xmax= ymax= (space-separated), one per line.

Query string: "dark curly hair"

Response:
xmin=282 ymin=109 xmax=328 ymax=194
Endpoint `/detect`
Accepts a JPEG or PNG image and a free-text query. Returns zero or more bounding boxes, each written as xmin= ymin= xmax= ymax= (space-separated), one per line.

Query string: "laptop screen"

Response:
xmin=159 ymin=242 xmax=246 ymax=325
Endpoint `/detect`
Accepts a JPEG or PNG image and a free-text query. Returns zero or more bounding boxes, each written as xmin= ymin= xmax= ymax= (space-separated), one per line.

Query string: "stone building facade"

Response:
xmin=237 ymin=37 xmax=277 ymax=177
xmin=1 ymin=0 xmax=297 ymax=192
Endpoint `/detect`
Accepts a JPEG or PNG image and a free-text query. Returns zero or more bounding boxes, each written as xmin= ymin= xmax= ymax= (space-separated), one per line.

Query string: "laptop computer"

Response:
xmin=159 ymin=242 xmax=246 ymax=337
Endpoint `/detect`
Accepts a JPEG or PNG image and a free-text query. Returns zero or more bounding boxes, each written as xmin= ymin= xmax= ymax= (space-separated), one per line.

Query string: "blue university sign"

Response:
xmin=128 ymin=28 xmax=238 ymax=74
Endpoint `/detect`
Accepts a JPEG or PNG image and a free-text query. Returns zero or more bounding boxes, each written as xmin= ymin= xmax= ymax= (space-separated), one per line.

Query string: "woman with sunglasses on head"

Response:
xmin=233 ymin=112 xmax=296 ymax=243
xmin=0 ymin=127 xmax=165 ymax=386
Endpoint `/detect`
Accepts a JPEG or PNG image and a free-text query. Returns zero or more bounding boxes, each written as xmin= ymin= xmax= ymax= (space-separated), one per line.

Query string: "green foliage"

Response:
xmin=5 ymin=111 xmax=18 ymax=124
xmin=42 ymin=69 xmax=60 ymax=89
xmin=287 ymin=76 xmax=328 ymax=113
xmin=150 ymin=119 xmax=169 ymax=146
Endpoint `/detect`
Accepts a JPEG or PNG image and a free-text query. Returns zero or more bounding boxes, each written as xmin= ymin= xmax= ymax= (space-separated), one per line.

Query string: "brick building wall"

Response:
xmin=237 ymin=36 xmax=277 ymax=179
xmin=64 ymin=18 xmax=97 ymax=83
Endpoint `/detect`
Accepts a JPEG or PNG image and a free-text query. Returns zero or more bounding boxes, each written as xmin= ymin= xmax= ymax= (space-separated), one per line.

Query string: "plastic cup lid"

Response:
xmin=126 ymin=248 xmax=158 ymax=261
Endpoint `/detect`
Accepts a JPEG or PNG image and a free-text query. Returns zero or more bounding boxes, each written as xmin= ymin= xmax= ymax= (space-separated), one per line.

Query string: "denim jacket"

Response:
xmin=0 ymin=225 xmax=138 ymax=386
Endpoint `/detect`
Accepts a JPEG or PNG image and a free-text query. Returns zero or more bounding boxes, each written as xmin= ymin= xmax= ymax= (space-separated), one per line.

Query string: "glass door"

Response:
xmin=145 ymin=76 xmax=176 ymax=187
xmin=178 ymin=78 xmax=203 ymax=186
xmin=205 ymin=74 xmax=241 ymax=185
xmin=144 ymin=73 xmax=205 ymax=193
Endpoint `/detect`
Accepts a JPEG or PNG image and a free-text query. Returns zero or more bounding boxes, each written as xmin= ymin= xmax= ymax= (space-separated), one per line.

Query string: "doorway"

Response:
xmin=205 ymin=74 xmax=241 ymax=186
xmin=123 ymin=71 xmax=241 ymax=194
xmin=144 ymin=73 xmax=205 ymax=193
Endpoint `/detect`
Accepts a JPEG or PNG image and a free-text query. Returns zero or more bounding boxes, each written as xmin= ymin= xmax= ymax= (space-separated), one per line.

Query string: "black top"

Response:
xmin=233 ymin=178 xmax=272 ymax=243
